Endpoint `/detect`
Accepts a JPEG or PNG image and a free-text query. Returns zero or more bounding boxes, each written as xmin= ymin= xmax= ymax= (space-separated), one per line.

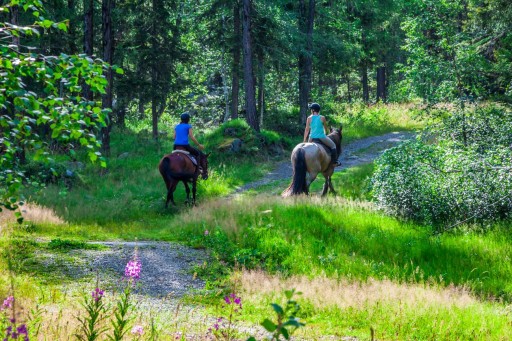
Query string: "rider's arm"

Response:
xmin=303 ymin=117 xmax=311 ymax=142
xmin=321 ymin=116 xmax=330 ymax=134
xmin=173 ymin=129 xmax=176 ymax=141
xmin=188 ymin=128 xmax=205 ymax=150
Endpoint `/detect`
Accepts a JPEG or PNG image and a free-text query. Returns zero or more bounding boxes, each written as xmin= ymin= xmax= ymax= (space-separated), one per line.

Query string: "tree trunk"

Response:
xmin=10 ymin=5 xmax=19 ymax=47
xmin=222 ymin=52 xmax=231 ymax=122
xmin=101 ymin=0 xmax=114 ymax=154
xmin=68 ymin=0 xmax=78 ymax=54
xmin=138 ymin=99 xmax=145 ymax=119
xmin=361 ymin=28 xmax=369 ymax=103
xmin=298 ymin=0 xmax=315 ymax=125
xmin=83 ymin=0 xmax=94 ymax=101
xmin=257 ymin=52 xmax=265 ymax=128
xmin=151 ymin=0 xmax=159 ymax=140
xmin=231 ymin=1 xmax=241 ymax=119
xmin=376 ymin=65 xmax=386 ymax=102
xmin=152 ymin=95 xmax=158 ymax=140
xmin=242 ymin=0 xmax=258 ymax=131
xmin=361 ymin=64 xmax=369 ymax=103
xmin=346 ymin=74 xmax=352 ymax=103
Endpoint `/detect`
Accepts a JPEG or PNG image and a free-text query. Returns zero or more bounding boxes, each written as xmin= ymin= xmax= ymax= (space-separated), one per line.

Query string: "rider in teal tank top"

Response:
xmin=303 ymin=102 xmax=341 ymax=166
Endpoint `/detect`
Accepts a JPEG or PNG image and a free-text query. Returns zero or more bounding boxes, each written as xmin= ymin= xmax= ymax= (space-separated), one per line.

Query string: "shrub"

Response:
xmin=370 ymin=104 xmax=512 ymax=228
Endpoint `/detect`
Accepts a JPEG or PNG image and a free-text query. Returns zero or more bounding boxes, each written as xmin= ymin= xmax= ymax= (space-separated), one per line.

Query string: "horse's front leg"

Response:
xmin=328 ymin=177 xmax=336 ymax=195
xmin=192 ymin=178 xmax=198 ymax=206
xmin=184 ymin=181 xmax=191 ymax=205
xmin=321 ymin=177 xmax=329 ymax=196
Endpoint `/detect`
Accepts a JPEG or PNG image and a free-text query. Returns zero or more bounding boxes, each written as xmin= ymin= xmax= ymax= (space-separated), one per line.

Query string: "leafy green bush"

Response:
xmin=371 ymin=105 xmax=512 ymax=227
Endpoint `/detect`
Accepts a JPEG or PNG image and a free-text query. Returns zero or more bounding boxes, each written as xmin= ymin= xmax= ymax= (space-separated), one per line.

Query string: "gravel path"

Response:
xmin=233 ymin=131 xmax=415 ymax=193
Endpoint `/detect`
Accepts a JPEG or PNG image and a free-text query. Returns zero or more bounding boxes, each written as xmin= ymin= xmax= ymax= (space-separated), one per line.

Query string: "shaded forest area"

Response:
xmin=4 ymin=0 xmax=512 ymax=135
xmin=1 ymin=0 xmax=512 ymax=218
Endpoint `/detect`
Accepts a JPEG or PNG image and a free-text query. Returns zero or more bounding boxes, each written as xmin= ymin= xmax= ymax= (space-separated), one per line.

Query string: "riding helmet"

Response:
xmin=308 ymin=103 xmax=321 ymax=112
xmin=180 ymin=113 xmax=191 ymax=122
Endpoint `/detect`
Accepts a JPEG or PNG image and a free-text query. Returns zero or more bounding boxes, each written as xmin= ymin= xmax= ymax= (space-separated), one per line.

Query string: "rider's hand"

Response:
xmin=198 ymin=144 xmax=205 ymax=150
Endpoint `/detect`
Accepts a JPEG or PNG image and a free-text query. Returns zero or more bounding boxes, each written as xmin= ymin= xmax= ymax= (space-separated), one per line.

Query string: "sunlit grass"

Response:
xmin=237 ymin=270 xmax=511 ymax=340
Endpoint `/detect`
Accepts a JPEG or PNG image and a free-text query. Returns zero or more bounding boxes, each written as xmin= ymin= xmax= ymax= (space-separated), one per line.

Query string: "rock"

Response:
xmin=230 ymin=138 xmax=243 ymax=153
xmin=224 ymin=128 xmax=237 ymax=137
xmin=65 ymin=161 xmax=85 ymax=171
xmin=118 ymin=152 xmax=130 ymax=159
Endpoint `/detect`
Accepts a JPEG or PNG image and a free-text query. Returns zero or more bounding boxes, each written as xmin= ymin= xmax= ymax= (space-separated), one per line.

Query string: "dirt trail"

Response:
xmin=233 ymin=131 xmax=414 ymax=193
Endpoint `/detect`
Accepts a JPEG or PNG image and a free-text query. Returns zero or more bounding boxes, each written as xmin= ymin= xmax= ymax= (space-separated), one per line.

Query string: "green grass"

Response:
xmin=333 ymin=102 xmax=423 ymax=143
xmin=6 ymin=104 xmax=512 ymax=339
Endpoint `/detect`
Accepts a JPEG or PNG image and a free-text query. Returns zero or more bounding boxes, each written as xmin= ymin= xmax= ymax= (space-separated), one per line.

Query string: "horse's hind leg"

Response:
xmin=165 ymin=181 xmax=178 ymax=208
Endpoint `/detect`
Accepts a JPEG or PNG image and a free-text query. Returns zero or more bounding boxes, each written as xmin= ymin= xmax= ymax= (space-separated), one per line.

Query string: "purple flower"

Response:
xmin=16 ymin=324 xmax=27 ymax=335
xmin=204 ymin=230 xmax=209 ymax=236
xmin=131 ymin=325 xmax=144 ymax=336
xmin=1 ymin=296 xmax=14 ymax=310
xmin=224 ymin=296 xmax=231 ymax=304
xmin=91 ymin=288 xmax=104 ymax=302
xmin=125 ymin=259 xmax=142 ymax=280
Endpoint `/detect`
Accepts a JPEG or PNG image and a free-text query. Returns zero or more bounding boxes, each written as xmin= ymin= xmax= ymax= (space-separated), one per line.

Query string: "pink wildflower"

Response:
xmin=1 ymin=296 xmax=14 ymax=310
xmin=131 ymin=325 xmax=144 ymax=336
xmin=91 ymin=288 xmax=104 ymax=302
xmin=204 ymin=230 xmax=209 ymax=236
xmin=125 ymin=259 xmax=142 ymax=280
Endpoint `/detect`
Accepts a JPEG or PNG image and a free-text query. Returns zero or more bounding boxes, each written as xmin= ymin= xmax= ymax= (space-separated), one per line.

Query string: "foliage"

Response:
xmin=371 ymin=104 xmax=512 ymax=227
xmin=0 ymin=0 xmax=110 ymax=214
xmin=257 ymin=289 xmax=305 ymax=341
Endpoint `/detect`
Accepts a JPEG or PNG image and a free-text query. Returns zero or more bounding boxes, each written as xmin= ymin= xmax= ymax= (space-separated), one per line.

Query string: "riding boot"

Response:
xmin=330 ymin=148 xmax=340 ymax=166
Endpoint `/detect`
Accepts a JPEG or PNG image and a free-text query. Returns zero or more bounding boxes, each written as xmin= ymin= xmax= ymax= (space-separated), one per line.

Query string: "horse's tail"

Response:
xmin=282 ymin=147 xmax=308 ymax=197
xmin=159 ymin=156 xmax=173 ymax=183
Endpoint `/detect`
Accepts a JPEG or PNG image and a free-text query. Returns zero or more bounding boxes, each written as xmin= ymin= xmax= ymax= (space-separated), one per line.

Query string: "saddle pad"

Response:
xmin=171 ymin=149 xmax=197 ymax=166
xmin=172 ymin=149 xmax=190 ymax=155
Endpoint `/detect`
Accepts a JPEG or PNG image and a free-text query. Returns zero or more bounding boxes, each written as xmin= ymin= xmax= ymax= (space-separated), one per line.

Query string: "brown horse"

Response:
xmin=158 ymin=150 xmax=210 ymax=207
xmin=282 ymin=127 xmax=342 ymax=197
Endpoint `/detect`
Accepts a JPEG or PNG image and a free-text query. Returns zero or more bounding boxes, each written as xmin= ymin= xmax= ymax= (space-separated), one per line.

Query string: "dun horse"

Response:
xmin=158 ymin=150 xmax=210 ymax=207
xmin=282 ymin=127 xmax=342 ymax=197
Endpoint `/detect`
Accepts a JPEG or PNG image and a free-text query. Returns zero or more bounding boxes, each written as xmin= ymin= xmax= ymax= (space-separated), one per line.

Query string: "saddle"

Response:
xmin=171 ymin=149 xmax=198 ymax=166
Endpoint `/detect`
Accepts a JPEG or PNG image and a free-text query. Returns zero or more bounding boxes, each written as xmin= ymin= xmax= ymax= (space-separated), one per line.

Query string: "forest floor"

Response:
xmin=33 ymin=131 xmax=414 ymax=338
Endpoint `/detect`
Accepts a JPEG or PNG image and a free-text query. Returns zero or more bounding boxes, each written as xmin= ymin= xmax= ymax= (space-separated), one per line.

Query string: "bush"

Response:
xmin=370 ymin=104 xmax=512 ymax=227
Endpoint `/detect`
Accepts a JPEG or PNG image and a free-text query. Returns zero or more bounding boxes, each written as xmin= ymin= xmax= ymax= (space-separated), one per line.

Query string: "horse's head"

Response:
xmin=329 ymin=125 xmax=343 ymax=154
xmin=199 ymin=152 xmax=211 ymax=180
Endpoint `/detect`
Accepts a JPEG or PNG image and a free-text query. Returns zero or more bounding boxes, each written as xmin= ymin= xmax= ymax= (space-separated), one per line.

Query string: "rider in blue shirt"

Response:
xmin=303 ymin=103 xmax=341 ymax=166
xmin=173 ymin=113 xmax=204 ymax=157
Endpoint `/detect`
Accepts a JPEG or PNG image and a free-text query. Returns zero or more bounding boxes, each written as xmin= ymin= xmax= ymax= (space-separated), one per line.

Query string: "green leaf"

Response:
xmin=281 ymin=327 xmax=289 ymax=340
xmin=271 ymin=303 xmax=284 ymax=315
xmin=41 ymin=19 xmax=53 ymax=28
xmin=57 ymin=22 xmax=68 ymax=32
xmin=261 ymin=319 xmax=277 ymax=332
xmin=115 ymin=67 xmax=124 ymax=75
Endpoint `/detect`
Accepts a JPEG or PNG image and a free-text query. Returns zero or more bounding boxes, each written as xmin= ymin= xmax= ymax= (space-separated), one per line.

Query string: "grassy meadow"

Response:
xmin=1 ymin=104 xmax=512 ymax=339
